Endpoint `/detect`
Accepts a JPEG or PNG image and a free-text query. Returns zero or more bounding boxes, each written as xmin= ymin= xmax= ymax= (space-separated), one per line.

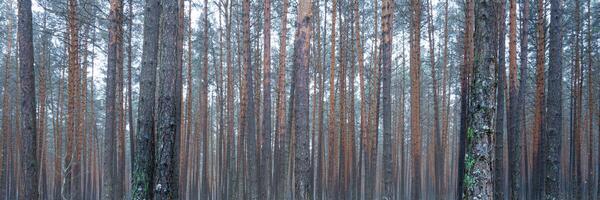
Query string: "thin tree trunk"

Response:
xmin=327 ymin=0 xmax=338 ymax=198
xmin=200 ymin=0 xmax=210 ymax=198
xmin=260 ymin=0 xmax=272 ymax=198
xmin=516 ymin=0 xmax=529 ymax=198
xmin=457 ymin=0 xmax=474 ymax=197
xmin=533 ymin=0 xmax=545 ymax=197
xmin=0 ymin=10 xmax=12 ymax=198
xmin=441 ymin=0 xmax=450 ymax=196
xmin=494 ymin=0 xmax=507 ymax=198
xmin=127 ymin=0 xmax=135 ymax=193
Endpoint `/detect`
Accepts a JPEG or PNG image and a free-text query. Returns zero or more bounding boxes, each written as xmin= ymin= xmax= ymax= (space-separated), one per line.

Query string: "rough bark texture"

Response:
xmin=292 ymin=1 xmax=313 ymax=198
xmin=410 ymin=0 xmax=422 ymax=198
xmin=17 ymin=0 xmax=38 ymax=198
xmin=327 ymin=0 xmax=338 ymax=198
xmin=260 ymin=0 xmax=272 ymax=198
xmin=533 ymin=0 xmax=545 ymax=197
xmin=66 ymin=0 xmax=83 ymax=198
xmin=381 ymin=0 xmax=394 ymax=198
xmin=132 ymin=0 xmax=159 ymax=198
xmin=241 ymin=0 xmax=258 ymax=198
xmin=274 ymin=0 xmax=289 ymax=198
xmin=103 ymin=0 xmax=122 ymax=199
xmin=154 ymin=0 xmax=179 ymax=198
xmin=544 ymin=0 xmax=562 ymax=198
xmin=464 ymin=0 xmax=498 ymax=198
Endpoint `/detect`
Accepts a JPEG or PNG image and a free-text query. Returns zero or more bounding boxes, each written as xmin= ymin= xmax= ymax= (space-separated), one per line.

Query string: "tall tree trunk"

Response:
xmin=464 ymin=0 xmax=498 ymax=198
xmin=53 ymin=30 xmax=64 ymax=200
xmin=533 ymin=0 xmax=545 ymax=197
xmin=494 ymin=0 xmax=507 ymax=198
xmin=409 ymin=0 xmax=422 ymax=198
xmin=292 ymin=1 xmax=313 ymax=198
xmin=17 ymin=0 xmax=38 ymax=198
xmin=441 ymin=0 xmax=450 ymax=196
xmin=104 ymin=0 xmax=122 ymax=199
xmin=425 ymin=0 xmax=442 ymax=197
xmin=0 ymin=10 xmax=13 ymax=198
xmin=260 ymin=0 xmax=272 ymax=198
xmin=544 ymin=0 xmax=562 ymax=198
xmin=572 ymin=0 xmax=583 ymax=198
xmin=381 ymin=0 xmax=394 ymax=198
xmin=180 ymin=0 xmax=192 ymax=196
xmin=457 ymin=0 xmax=474 ymax=197
xmin=38 ymin=12 xmax=49 ymax=198
xmin=240 ymin=0 xmax=258 ymax=198
xmin=154 ymin=0 xmax=179 ymax=198
xmin=200 ymin=0 xmax=210 ymax=198
xmin=516 ymin=0 xmax=529 ymax=198
xmin=585 ymin=0 xmax=595 ymax=198
xmin=327 ymin=0 xmax=338 ymax=198
xmin=273 ymin=0 xmax=289 ymax=198
xmin=66 ymin=0 xmax=83 ymax=198
xmin=132 ymin=0 xmax=159 ymax=198
xmin=127 ymin=0 xmax=135 ymax=193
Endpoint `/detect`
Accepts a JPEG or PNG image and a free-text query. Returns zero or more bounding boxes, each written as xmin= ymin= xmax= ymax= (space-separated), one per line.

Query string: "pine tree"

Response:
xmin=103 ymin=0 xmax=123 ymax=199
xmin=17 ymin=0 xmax=38 ymax=198
xmin=154 ymin=0 xmax=180 ymax=198
xmin=544 ymin=0 xmax=563 ymax=197
xmin=410 ymin=0 xmax=422 ymax=198
xmin=132 ymin=0 xmax=160 ymax=198
xmin=464 ymin=0 xmax=499 ymax=198
xmin=292 ymin=1 xmax=313 ymax=198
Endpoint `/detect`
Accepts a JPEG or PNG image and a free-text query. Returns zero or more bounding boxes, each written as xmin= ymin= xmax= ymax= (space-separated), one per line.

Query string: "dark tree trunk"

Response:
xmin=533 ymin=0 xmax=545 ymax=197
xmin=544 ymin=0 xmax=562 ymax=198
xmin=17 ymin=0 xmax=38 ymax=199
xmin=132 ymin=0 xmax=160 ymax=198
xmin=495 ymin=0 xmax=507 ymax=198
xmin=103 ymin=0 xmax=122 ymax=199
xmin=260 ymin=0 xmax=272 ymax=198
xmin=516 ymin=0 xmax=529 ymax=198
xmin=381 ymin=0 xmax=394 ymax=198
xmin=154 ymin=0 xmax=179 ymax=198
xmin=457 ymin=0 xmax=474 ymax=198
